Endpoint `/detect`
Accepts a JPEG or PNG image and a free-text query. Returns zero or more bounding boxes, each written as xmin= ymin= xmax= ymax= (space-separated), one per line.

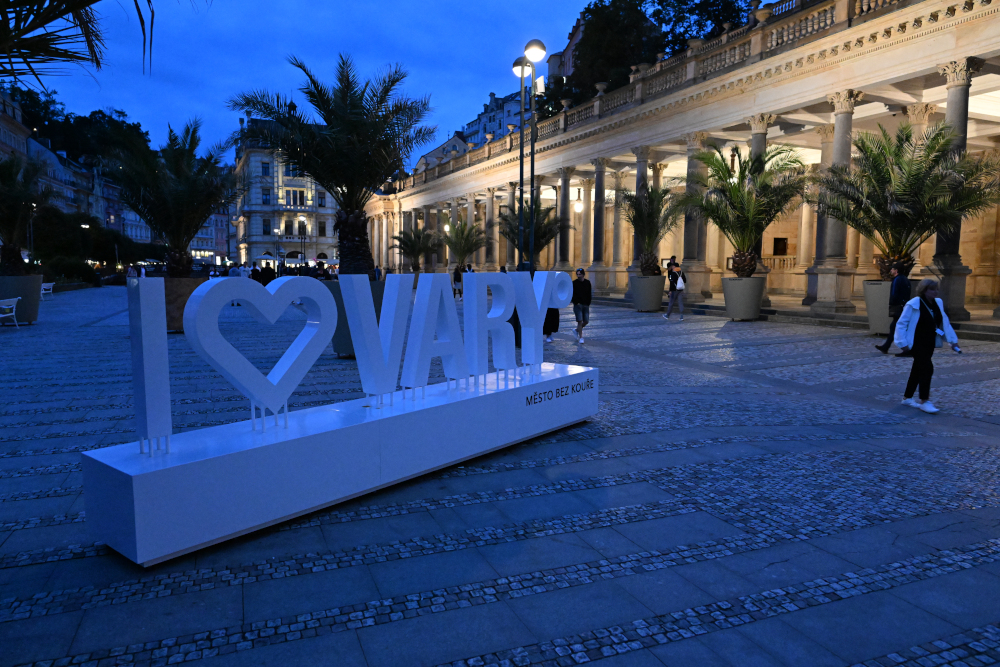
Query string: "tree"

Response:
xmin=816 ymin=123 xmax=1000 ymax=279
xmin=681 ymin=145 xmax=808 ymax=278
xmin=620 ymin=183 xmax=683 ymax=275
xmin=497 ymin=198 xmax=567 ymax=267
xmin=31 ymin=206 xmax=93 ymax=260
xmin=439 ymin=221 xmax=487 ymax=269
xmin=229 ymin=55 xmax=434 ymax=277
xmin=649 ymin=0 xmax=751 ymax=56
xmin=0 ymin=154 xmax=53 ymax=275
xmin=107 ymin=119 xmax=243 ymax=277
xmin=0 ymin=1 xmax=168 ymax=83
xmin=391 ymin=227 xmax=438 ymax=274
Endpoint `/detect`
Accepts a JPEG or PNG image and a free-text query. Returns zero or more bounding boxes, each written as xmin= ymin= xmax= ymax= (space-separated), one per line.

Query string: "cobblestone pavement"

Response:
xmin=1 ymin=287 xmax=999 ymax=667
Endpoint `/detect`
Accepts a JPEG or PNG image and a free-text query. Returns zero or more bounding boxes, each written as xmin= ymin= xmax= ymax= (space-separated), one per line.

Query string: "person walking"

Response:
xmin=875 ymin=263 xmax=911 ymax=355
xmin=126 ymin=265 xmax=137 ymax=278
xmin=452 ymin=265 xmax=464 ymax=299
xmin=260 ymin=262 xmax=276 ymax=285
xmin=663 ymin=264 xmax=686 ymax=321
xmin=251 ymin=262 xmax=261 ymax=282
xmin=374 ymin=265 xmax=382 ymax=281
xmin=572 ymin=268 xmax=592 ymax=344
xmin=894 ymin=278 xmax=961 ymax=414
xmin=239 ymin=263 xmax=251 ymax=279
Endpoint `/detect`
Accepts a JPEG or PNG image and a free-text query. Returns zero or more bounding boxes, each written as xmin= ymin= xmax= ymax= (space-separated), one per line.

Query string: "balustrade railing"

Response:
xmin=762 ymin=256 xmax=797 ymax=270
xmin=398 ymin=0 xmax=917 ymax=193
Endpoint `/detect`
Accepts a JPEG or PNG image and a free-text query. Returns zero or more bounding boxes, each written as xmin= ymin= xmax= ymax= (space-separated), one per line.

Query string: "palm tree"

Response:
xmin=439 ymin=221 xmax=487 ymax=269
xmin=816 ymin=123 xmax=1000 ymax=279
xmin=391 ymin=227 xmax=438 ymax=274
xmin=0 ymin=1 xmax=176 ymax=82
xmin=682 ymin=145 xmax=809 ymax=278
xmin=620 ymin=183 xmax=683 ymax=276
xmin=107 ymin=119 xmax=244 ymax=277
xmin=497 ymin=197 xmax=567 ymax=267
xmin=0 ymin=155 xmax=53 ymax=275
xmin=229 ymin=55 xmax=434 ymax=276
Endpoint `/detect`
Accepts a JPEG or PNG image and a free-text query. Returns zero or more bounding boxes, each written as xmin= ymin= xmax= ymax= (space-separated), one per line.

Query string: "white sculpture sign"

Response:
xmin=83 ymin=271 xmax=598 ymax=566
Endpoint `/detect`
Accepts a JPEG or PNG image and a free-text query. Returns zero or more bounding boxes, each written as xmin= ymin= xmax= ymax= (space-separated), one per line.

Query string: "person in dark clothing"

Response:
xmin=876 ymin=263 xmax=911 ymax=354
xmin=453 ymin=265 xmax=464 ymax=299
xmin=499 ymin=266 xmax=507 ymax=274
xmin=250 ymin=263 xmax=261 ymax=283
xmin=572 ymin=268 xmax=592 ymax=343
xmin=663 ymin=265 xmax=686 ymax=321
xmin=543 ymin=307 xmax=560 ymax=342
xmin=260 ymin=262 xmax=276 ymax=286
xmin=894 ymin=279 xmax=961 ymax=414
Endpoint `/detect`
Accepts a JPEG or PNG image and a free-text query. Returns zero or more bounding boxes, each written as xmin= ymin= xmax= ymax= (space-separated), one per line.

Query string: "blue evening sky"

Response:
xmin=52 ymin=0 xmax=587 ymax=165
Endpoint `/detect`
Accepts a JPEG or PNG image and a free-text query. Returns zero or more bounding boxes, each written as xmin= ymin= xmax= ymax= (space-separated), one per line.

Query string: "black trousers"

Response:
xmin=880 ymin=306 xmax=903 ymax=349
xmin=904 ymin=349 xmax=934 ymax=400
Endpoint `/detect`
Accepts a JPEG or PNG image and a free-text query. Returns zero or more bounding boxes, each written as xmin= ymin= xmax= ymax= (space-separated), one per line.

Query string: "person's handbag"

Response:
xmin=675 ymin=274 xmax=685 ymax=290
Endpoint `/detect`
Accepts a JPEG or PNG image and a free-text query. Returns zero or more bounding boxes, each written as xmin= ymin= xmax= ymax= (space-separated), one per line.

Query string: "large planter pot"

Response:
xmin=721 ymin=277 xmax=766 ymax=321
xmin=863 ymin=280 xmax=892 ymax=335
xmin=165 ymin=277 xmax=207 ymax=332
xmin=324 ymin=280 xmax=386 ymax=358
xmin=629 ymin=275 xmax=666 ymax=312
xmin=0 ymin=274 xmax=43 ymax=324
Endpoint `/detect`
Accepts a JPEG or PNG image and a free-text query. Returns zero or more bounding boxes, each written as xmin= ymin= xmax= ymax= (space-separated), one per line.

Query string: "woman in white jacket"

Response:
xmin=893 ymin=279 xmax=961 ymax=413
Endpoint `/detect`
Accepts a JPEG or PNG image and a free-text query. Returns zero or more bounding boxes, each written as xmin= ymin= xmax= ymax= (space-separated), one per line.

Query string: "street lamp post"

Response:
xmin=513 ymin=38 xmax=546 ymax=274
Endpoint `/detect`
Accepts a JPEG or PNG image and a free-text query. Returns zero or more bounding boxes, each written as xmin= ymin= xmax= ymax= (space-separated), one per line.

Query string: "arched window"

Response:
xmin=286 ymin=251 xmax=301 ymax=259
xmin=316 ymin=252 xmax=328 ymax=260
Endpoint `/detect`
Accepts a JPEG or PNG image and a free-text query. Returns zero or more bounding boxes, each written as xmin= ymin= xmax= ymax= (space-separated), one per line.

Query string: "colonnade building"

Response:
xmin=367 ymin=0 xmax=1000 ymax=320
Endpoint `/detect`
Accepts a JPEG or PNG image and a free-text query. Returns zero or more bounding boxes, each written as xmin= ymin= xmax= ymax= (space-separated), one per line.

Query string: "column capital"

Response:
xmin=815 ymin=124 xmax=836 ymax=141
xmin=937 ymin=57 xmax=984 ymax=88
xmin=903 ymin=103 xmax=938 ymax=124
xmin=631 ymin=145 xmax=652 ymax=161
xmin=486 ymin=186 xmax=500 ymax=196
xmin=684 ymin=132 xmax=709 ymax=152
xmin=611 ymin=170 xmax=627 ymax=190
xmin=746 ymin=113 xmax=776 ymax=134
xmin=580 ymin=177 xmax=595 ymax=187
xmin=507 ymin=181 xmax=518 ymax=191
xmin=590 ymin=157 xmax=610 ymax=171
xmin=827 ymin=90 xmax=864 ymax=114
xmin=557 ymin=166 xmax=576 ymax=179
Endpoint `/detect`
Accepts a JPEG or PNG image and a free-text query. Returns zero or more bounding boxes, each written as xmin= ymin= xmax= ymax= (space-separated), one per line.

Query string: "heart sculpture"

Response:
xmin=184 ymin=277 xmax=338 ymax=416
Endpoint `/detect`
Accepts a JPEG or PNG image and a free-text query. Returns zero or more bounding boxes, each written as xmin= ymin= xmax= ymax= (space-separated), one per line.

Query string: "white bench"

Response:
xmin=40 ymin=282 xmax=54 ymax=299
xmin=0 ymin=297 xmax=20 ymax=328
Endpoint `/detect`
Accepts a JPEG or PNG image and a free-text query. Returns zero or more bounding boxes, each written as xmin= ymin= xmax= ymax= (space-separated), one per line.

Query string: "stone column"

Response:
xmin=682 ymin=132 xmax=711 ymax=302
xmin=747 ymin=113 xmax=775 ymax=159
xmin=485 ymin=188 xmax=499 ymax=270
xmin=907 ymin=104 xmax=939 ymax=274
xmin=557 ymin=168 xmax=574 ymax=269
xmin=506 ymin=182 xmax=517 ymax=269
xmin=448 ymin=199 xmax=459 ymax=270
xmin=630 ymin=146 xmax=650 ymax=273
xmin=810 ymin=90 xmax=863 ymax=313
xmin=590 ymin=159 xmax=608 ymax=283
xmin=580 ymin=178 xmax=594 ymax=267
xmin=651 ymin=163 xmax=663 ymax=190
xmin=609 ymin=170 xmax=627 ymax=291
xmin=795 ymin=197 xmax=814 ymax=269
xmin=802 ymin=130 xmax=833 ymax=305
xmin=932 ymin=58 xmax=983 ymax=321
xmin=465 ymin=195 xmax=476 ymax=269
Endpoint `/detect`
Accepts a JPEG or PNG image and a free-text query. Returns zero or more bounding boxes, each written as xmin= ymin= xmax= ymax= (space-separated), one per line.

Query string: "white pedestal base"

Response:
xmin=83 ymin=363 xmax=598 ymax=566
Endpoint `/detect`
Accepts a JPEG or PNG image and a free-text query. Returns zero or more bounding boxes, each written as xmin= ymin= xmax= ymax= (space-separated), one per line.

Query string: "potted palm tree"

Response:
xmin=817 ymin=123 xmax=1000 ymax=333
xmin=0 ymin=155 xmax=52 ymax=324
xmin=683 ymin=145 xmax=809 ymax=321
xmin=496 ymin=197 xmax=567 ymax=267
xmin=621 ymin=184 xmax=682 ymax=311
xmin=439 ymin=221 xmax=487 ymax=270
xmin=108 ymin=120 xmax=244 ymax=331
xmin=231 ymin=55 xmax=432 ymax=356
xmin=391 ymin=227 xmax=439 ymax=274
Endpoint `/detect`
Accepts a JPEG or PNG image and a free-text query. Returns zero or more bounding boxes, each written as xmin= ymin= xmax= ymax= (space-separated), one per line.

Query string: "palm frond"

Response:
xmin=620 ymin=181 xmax=683 ymax=275
xmin=390 ymin=227 xmax=439 ymax=273
xmin=439 ymin=221 xmax=487 ymax=268
xmin=496 ymin=197 xmax=566 ymax=265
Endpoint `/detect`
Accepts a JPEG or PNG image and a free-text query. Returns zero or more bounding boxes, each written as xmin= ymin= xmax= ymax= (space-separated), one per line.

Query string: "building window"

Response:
xmin=318 ymin=220 xmax=326 ymax=237
xmin=262 ymin=218 xmax=271 ymax=235
xmin=318 ymin=192 xmax=326 ymax=207
xmin=298 ymin=221 xmax=307 ymax=236
xmin=285 ymin=189 xmax=291 ymax=206
xmin=261 ymin=162 xmax=270 ymax=177
xmin=772 ymin=238 xmax=788 ymax=256
xmin=284 ymin=219 xmax=293 ymax=235
xmin=283 ymin=163 xmax=292 ymax=177
xmin=262 ymin=188 xmax=270 ymax=205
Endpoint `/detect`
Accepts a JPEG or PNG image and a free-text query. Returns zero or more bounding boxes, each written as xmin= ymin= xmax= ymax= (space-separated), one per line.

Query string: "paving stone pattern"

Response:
xmin=1 ymin=287 xmax=999 ymax=667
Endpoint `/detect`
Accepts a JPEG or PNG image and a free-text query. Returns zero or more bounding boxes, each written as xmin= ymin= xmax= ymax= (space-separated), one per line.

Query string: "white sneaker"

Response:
xmin=901 ymin=398 xmax=920 ymax=408
xmin=680 ymin=315 xmax=684 ymax=321
xmin=919 ymin=401 xmax=940 ymax=414
xmin=578 ymin=337 xmax=585 ymax=344
xmin=545 ymin=336 xmax=553 ymax=343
